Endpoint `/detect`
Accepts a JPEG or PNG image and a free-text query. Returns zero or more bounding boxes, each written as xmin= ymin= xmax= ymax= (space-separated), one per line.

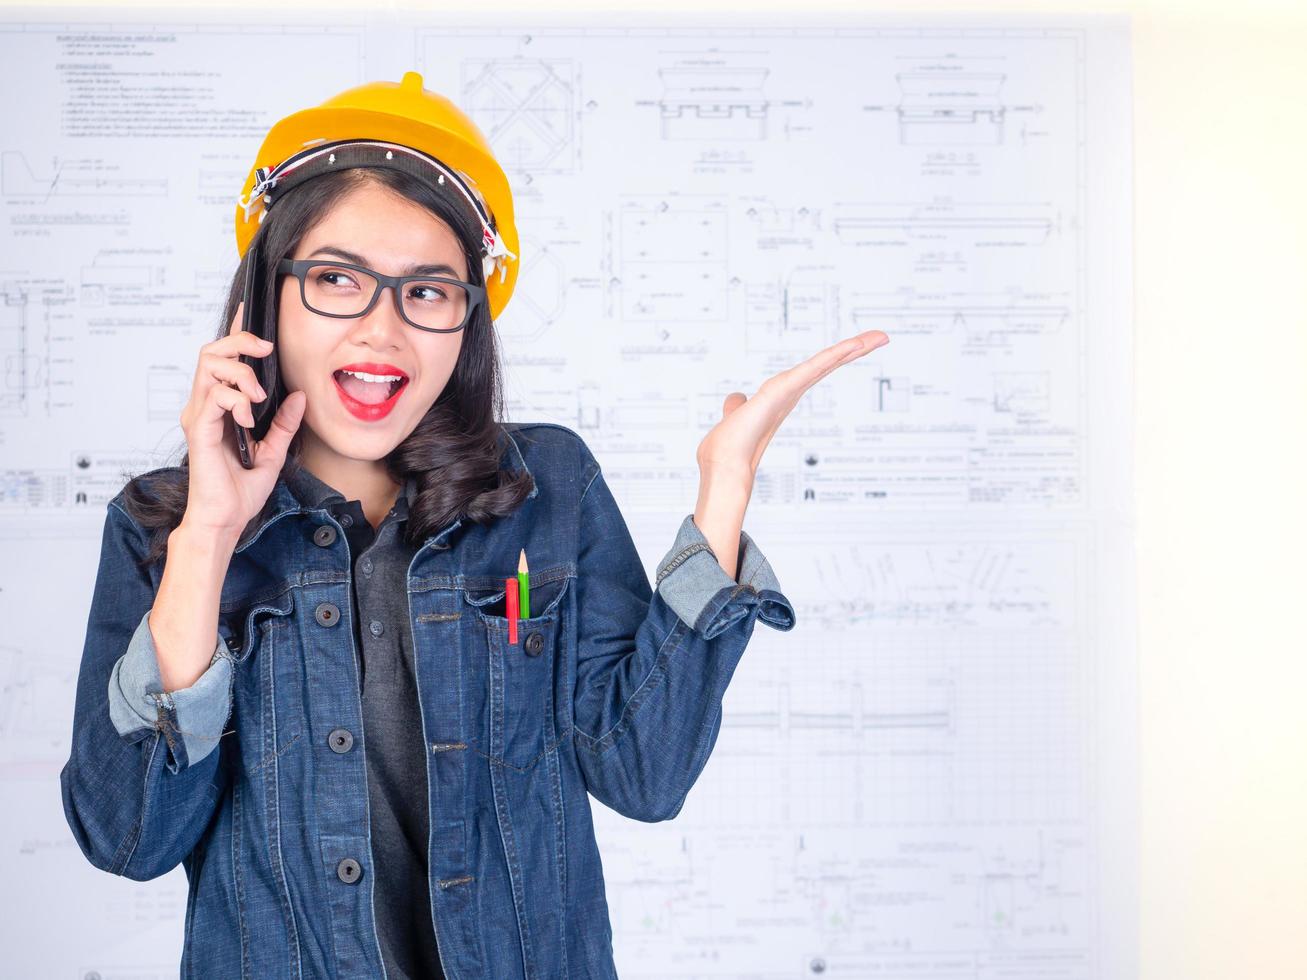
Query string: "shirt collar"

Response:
xmin=281 ymin=462 xmax=418 ymax=514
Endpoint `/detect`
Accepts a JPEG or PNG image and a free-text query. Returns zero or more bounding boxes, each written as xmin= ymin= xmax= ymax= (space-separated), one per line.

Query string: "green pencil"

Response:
xmin=517 ymin=548 xmax=530 ymax=619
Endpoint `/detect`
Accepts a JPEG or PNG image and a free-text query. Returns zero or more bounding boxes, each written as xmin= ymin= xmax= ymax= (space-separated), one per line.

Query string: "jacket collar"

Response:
xmin=233 ymin=425 xmax=537 ymax=555
xmin=281 ymin=462 xmax=418 ymax=514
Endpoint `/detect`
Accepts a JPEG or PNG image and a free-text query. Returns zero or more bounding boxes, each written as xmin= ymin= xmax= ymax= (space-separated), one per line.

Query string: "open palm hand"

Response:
xmin=697 ymin=329 xmax=891 ymax=481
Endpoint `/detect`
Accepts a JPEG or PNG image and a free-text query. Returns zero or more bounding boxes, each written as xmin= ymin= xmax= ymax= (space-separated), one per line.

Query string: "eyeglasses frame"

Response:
xmin=275 ymin=257 xmax=485 ymax=334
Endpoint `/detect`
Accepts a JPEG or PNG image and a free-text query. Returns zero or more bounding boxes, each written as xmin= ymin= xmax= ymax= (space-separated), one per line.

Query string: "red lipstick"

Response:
xmin=332 ymin=362 xmax=410 ymax=422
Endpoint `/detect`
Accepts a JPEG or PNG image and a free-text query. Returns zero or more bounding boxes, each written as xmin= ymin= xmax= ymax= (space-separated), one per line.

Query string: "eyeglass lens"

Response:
xmin=302 ymin=263 xmax=469 ymax=331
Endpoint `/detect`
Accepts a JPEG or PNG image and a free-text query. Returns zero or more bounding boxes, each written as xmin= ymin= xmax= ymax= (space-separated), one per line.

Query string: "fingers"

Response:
xmin=755 ymin=331 xmax=889 ymax=411
xmin=189 ymin=301 xmax=274 ymax=430
xmin=205 ymin=301 xmax=272 ymax=355
xmin=211 ymin=329 xmax=274 ymax=359
xmin=201 ymin=351 xmax=268 ymax=407
xmin=194 ymin=334 xmax=272 ymax=407
xmin=714 ymin=332 xmax=890 ymax=473
xmin=758 ymin=332 xmax=887 ymax=456
xmin=801 ymin=330 xmax=888 ymax=381
xmin=252 ymin=390 xmax=307 ymax=469
xmin=207 ymin=380 xmax=257 ymax=430
xmin=836 ymin=330 xmax=888 ymax=366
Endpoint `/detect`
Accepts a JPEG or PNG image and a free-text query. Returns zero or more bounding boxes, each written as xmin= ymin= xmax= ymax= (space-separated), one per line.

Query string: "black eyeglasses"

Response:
xmin=276 ymin=258 xmax=485 ymax=334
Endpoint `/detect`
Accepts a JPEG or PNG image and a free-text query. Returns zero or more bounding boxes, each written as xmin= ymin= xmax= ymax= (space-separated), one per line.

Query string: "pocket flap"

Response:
xmin=461 ymin=564 xmax=573 ymax=620
xmin=218 ymin=590 xmax=295 ymax=662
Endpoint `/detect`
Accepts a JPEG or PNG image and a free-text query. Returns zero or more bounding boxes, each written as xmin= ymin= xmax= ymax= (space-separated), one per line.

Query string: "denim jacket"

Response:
xmin=60 ymin=423 xmax=796 ymax=979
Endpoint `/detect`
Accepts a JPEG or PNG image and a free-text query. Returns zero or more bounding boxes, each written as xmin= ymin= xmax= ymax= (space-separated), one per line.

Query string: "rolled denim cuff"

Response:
xmin=107 ymin=607 xmax=234 ymax=771
xmin=654 ymin=513 xmax=797 ymax=639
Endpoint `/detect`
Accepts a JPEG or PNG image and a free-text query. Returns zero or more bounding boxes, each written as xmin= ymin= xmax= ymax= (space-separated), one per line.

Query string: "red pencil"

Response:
xmin=505 ymin=576 xmax=519 ymax=645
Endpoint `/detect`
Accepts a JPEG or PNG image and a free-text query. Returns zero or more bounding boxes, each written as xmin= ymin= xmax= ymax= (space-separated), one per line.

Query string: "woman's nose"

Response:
xmin=353 ymin=284 xmax=410 ymax=341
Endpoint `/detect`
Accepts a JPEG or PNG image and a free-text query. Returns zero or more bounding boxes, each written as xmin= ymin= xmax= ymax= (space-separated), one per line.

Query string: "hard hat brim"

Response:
xmin=235 ymin=104 xmax=519 ymax=321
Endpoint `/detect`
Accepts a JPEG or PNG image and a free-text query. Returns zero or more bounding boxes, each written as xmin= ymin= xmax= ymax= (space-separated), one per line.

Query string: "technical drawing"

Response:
xmin=2 ymin=16 xmax=1131 ymax=980
xmin=869 ymin=371 xmax=910 ymax=412
xmin=742 ymin=275 xmax=838 ymax=355
xmin=656 ymin=66 xmax=770 ymax=141
xmin=613 ymin=194 xmax=730 ymax=323
xmin=492 ymin=230 xmax=567 ymax=342
xmin=994 ymin=371 xmax=1052 ymax=415
xmin=0 ymin=279 xmax=28 ymax=416
xmin=895 ymin=72 xmax=1008 ymax=144
xmin=1 ymin=150 xmax=167 ymax=201
xmin=833 ymin=201 xmax=1059 ymax=249
xmin=458 ymin=57 xmax=581 ymax=174
xmin=850 ymin=290 xmax=1073 ymax=340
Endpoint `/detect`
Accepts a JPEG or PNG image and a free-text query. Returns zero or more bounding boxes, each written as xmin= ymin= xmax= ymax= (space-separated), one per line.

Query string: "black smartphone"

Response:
xmin=234 ymin=240 xmax=280 ymax=468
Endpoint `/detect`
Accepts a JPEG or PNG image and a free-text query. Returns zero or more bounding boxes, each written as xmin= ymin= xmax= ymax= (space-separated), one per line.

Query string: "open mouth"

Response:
xmin=331 ymin=366 xmax=411 ymax=422
xmin=332 ymin=368 xmax=409 ymax=405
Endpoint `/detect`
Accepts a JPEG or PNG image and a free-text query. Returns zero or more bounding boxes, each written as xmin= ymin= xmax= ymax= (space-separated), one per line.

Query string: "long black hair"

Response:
xmin=120 ymin=165 xmax=535 ymax=566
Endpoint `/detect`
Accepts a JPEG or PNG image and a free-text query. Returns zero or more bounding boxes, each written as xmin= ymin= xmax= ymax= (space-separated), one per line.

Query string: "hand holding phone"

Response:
xmin=234 ymin=240 xmax=281 ymax=468
xmin=176 ymin=249 xmax=306 ymax=544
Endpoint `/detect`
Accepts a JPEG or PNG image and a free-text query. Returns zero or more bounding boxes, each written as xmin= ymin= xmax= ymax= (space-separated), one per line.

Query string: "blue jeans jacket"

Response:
xmin=60 ymin=423 xmax=796 ymax=979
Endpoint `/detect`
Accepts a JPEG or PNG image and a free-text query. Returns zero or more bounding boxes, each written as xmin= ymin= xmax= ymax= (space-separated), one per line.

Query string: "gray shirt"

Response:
xmin=283 ymin=464 xmax=445 ymax=980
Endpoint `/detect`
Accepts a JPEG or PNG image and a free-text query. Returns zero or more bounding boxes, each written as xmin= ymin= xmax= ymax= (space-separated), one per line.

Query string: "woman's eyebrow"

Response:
xmin=308 ymin=245 xmax=458 ymax=277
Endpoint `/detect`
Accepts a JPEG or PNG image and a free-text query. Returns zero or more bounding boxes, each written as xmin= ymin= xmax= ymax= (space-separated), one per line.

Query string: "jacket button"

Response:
xmin=339 ymin=513 xmax=354 ymax=528
xmin=524 ymin=631 xmax=545 ymax=656
xmin=369 ymin=620 xmax=384 ymax=637
xmin=328 ymin=728 xmax=353 ymax=753
xmin=313 ymin=525 xmax=337 ymax=547
xmin=336 ymin=857 xmax=362 ymax=884
xmin=315 ymin=602 xmax=340 ymax=627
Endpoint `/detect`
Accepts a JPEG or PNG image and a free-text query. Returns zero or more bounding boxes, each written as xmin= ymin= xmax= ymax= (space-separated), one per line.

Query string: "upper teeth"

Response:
xmin=340 ymin=369 xmax=403 ymax=383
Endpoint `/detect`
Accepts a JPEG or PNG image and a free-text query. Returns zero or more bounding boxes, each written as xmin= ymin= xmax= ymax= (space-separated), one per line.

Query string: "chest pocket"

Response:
xmin=218 ymin=590 xmax=296 ymax=664
xmin=461 ymin=567 xmax=572 ymax=772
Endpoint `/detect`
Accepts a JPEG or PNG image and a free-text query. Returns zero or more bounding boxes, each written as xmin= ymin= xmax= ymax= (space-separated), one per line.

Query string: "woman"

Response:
xmin=60 ymin=73 xmax=889 ymax=979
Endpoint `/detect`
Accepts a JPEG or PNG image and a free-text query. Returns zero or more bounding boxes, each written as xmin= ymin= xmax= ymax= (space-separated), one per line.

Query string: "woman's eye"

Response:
xmin=317 ymin=270 xmax=358 ymax=289
xmin=409 ymin=284 xmax=449 ymax=303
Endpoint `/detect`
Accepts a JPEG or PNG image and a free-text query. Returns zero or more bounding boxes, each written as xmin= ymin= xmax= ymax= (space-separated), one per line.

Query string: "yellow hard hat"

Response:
xmin=234 ymin=71 xmax=520 ymax=321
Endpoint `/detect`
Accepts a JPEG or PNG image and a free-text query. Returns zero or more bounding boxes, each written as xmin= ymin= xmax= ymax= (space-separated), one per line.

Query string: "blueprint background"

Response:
xmin=0 ymin=10 xmax=1135 ymax=978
